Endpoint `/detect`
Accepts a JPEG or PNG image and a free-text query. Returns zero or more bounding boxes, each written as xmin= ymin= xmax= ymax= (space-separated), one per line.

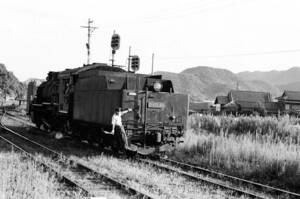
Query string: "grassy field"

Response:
xmin=189 ymin=114 xmax=300 ymax=143
xmin=171 ymin=114 xmax=300 ymax=193
xmin=0 ymin=149 xmax=82 ymax=199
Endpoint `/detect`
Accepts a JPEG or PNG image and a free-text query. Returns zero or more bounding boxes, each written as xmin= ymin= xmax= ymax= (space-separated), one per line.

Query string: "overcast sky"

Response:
xmin=1 ymin=0 xmax=300 ymax=81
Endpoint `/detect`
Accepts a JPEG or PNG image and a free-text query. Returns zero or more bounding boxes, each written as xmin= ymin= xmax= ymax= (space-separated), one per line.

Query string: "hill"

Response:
xmin=0 ymin=63 xmax=25 ymax=99
xmin=156 ymin=66 xmax=281 ymax=101
xmin=237 ymin=67 xmax=300 ymax=85
xmin=277 ymin=81 xmax=300 ymax=92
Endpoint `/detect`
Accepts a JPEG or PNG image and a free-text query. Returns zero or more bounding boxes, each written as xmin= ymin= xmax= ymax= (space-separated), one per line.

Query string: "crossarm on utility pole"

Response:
xmin=81 ymin=18 xmax=98 ymax=65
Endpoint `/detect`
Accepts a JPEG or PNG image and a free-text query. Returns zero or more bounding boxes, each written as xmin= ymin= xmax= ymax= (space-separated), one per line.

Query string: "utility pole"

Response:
xmin=81 ymin=18 xmax=98 ymax=65
xmin=151 ymin=53 xmax=154 ymax=75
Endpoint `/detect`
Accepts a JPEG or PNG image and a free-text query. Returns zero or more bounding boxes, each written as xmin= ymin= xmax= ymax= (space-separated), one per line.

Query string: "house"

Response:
xmin=276 ymin=90 xmax=300 ymax=115
xmin=263 ymin=102 xmax=279 ymax=115
xmin=189 ymin=102 xmax=212 ymax=114
xmin=214 ymin=96 xmax=228 ymax=111
xmin=228 ymin=90 xmax=271 ymax=103
xmin=214 ymin=90 xmax=273 ymax=115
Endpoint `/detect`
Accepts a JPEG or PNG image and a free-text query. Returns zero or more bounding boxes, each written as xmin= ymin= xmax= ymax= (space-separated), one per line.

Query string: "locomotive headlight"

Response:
xmin=153 ymin=81 xmax=162 ymax=92
xmin=169 ymin=115 xmax=176 ymax=121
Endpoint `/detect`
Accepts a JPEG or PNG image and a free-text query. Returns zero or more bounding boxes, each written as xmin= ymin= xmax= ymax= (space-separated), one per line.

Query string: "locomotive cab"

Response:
xmin=121 ymin=78 xmax=188 ymax=150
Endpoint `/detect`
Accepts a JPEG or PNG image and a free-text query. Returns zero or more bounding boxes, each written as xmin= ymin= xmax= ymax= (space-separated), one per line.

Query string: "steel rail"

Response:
xmin=0 ymin=112 xmax=154 ymax=199
xmin=139 ymin=158 xmax=267 ymax=199
xmin=0 ymin=129 xmax=91 ymax=197
xmin=162 ymin=158 xmax=300 ymax=198
xmin=1 ymin=120 xmax=63 ymax=156
xmin=5 ymin=111 xmax=35 ymax=127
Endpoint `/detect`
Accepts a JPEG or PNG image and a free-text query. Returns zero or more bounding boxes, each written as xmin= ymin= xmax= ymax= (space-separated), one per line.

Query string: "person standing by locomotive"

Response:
xmin=111 ymin=107 xmax=132 ymax=150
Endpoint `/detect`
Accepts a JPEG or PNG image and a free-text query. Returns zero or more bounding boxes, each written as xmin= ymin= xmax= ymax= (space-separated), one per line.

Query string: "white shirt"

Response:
xmin=111 ymin=110 xmax=129 ymax=126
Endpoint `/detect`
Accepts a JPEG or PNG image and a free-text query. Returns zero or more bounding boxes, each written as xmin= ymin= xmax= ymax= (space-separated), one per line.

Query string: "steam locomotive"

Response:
xmin=28 ymin=63 xmax=189 ymax=154
xmin=28 ymin=33 xmax=189 ymax=154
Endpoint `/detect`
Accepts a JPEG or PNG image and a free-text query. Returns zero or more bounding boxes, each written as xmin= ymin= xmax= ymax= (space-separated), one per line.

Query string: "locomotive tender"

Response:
xmin=29 ymin=63 xmax=189 ymax=153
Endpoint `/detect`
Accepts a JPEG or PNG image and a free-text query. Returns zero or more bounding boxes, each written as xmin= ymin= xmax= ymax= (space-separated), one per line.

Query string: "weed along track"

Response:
xmin=0 ymin=129 xmax=91 ymax=198
xmin=139 ymin=158 xmax=270 ymax=199
xmin=157 ymin=158 xmax=300 ymax=199
xmin=0 ymin=112 xmax=154 ymax=199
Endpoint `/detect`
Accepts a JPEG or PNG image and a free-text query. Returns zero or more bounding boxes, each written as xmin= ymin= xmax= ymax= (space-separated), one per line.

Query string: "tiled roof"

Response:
xmin=229 ymin=90 xmax=271 ymax=103
xmin=278 ymin=90 xmax=300 ymax=101
xmin=235 ymin=100 xmax=260 ymax=109
xmin=214 ymin=96 xmax=229 ymax=105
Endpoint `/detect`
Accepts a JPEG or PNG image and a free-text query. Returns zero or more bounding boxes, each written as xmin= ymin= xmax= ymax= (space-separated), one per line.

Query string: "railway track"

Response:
xmin=137 ymin=157 xmax=300 ymax=199
xmin=0 ymin=133 xmax=91 ymax=198
xmin=138 ymin=158 xmax=268 ymax=199
xmin=6 ymin=111 xmax=300 ymax=199
xmin=160 ymin=158 xmax=300 ymax=199
xmin=4 ymin=111 xmax=35 ymax=127
xmin=0 ymin=112 xmax=154 ymax=199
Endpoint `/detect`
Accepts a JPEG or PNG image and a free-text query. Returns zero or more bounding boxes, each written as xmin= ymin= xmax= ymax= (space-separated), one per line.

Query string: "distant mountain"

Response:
xmin=237 ymin=67 xmax=300 ymax=85
xmin=0 ymin=63 xmax=25 ymax=99
xmin=156 ymin=66 xmax=281 ymax=101
xmin=277 ymin=81 xmax=300 ymax=92
xmin=245 ymin=80 xmax=281 ymax=96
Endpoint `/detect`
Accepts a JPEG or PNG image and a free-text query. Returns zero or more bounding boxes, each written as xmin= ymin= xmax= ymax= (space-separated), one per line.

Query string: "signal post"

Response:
xmin=111 ymin=32 xmax=120 ymax=67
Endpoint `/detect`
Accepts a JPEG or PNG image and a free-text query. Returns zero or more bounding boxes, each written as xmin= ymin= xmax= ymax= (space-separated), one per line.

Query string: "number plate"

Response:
xmin=148 ymin=101 xmax=165 ymax=109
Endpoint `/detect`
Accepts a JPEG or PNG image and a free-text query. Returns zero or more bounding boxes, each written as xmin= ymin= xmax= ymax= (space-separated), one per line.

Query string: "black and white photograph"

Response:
xmin=1 ymin=0 xmax=300 ymax=198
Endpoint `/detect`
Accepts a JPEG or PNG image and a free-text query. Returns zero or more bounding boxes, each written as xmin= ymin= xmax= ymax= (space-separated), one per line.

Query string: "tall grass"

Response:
xmin=0 ymin=152 xmax=82 ymax=199
xmin=172 ymin=114 xmax=300 ymax=192
xmin=189 ymin=114 xmax=300 ymax=144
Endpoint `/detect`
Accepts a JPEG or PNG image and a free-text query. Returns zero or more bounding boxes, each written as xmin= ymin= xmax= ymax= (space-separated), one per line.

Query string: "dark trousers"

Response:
xmin=115 ymin=125 xmax=129 ymax=149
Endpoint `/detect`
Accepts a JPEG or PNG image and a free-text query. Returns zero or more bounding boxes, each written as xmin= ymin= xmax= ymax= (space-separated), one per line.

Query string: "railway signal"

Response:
xmin=111 ymin=33 xmax=120 ymax=50
xmin=131 ymin=55 xmax=140 ymax=72
xmin=110 ymin=32 xmax=121 ymax=67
